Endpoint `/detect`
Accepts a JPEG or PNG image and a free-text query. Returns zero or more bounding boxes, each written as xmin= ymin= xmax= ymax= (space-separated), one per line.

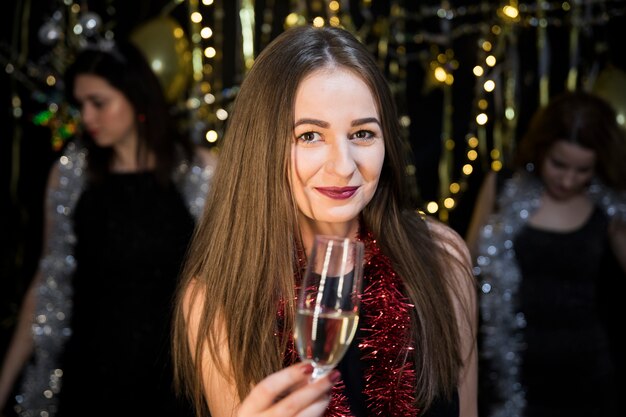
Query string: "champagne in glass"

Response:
xmin=294 ymin=235 xmax=364 ymax=380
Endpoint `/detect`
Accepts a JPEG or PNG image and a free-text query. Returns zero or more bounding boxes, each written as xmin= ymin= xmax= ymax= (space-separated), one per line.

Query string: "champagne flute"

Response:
xmin=294 ymin=235 xmax=364 ymax=380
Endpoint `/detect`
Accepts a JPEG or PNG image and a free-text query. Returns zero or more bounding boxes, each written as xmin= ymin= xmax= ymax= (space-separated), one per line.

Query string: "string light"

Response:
xmin=5 ymin=0 xmax=625 ymax=220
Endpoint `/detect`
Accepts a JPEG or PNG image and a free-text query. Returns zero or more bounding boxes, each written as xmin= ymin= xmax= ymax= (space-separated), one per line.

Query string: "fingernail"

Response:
xmin=329 ymin=369 xmax=341 ymax=383
xmin=301 ymin=363 xmax=314 ymax=375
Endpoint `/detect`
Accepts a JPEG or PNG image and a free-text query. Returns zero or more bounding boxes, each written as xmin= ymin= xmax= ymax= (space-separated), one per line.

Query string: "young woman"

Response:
xmin=0 ymin=41 xmax=217 ymax=417
xmin=173 ymin=25 xmax=478 ymax=417
xmin=466 ymin=91 xmax=626 ymax=417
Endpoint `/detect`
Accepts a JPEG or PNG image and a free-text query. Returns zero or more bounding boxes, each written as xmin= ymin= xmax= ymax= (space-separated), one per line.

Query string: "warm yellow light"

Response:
xmin=204 ymin=47 xmax=216 ymax=58
xmin=445 ymin=139 xmax=455 ymax=150
xmin=202 ymin=0 xmax=214 ymax=5
xmin=313 ymin=16 xmax=325 ymax=27
xmin=206 ymin=130 xmax=218 ymax=143
xmin=444 ymin=198 xmax=455 ymax=209
xmin=505 ymin=107 xmax=515 ymax=120
xmin=478 ymin=99 xmax=488 ymax=110
xmin=285 ymin=13 xmax=300 ymax=27
xmin=492 ymin=25 xmax=502 ymax=35
xmin=468 ymin=150 xmax=478 ymax=160
xmin=449 ymin=182 xmax=461 ymax=194
xmin=476 ymin=113 xmax=488 ymax=125
xmin=473 ymin=66 xmax=484 ymax=77
xmin=490 ymin=149 xmax=501 ymax=159
xmin=204 ymin=93 xmax=215 ymax=104
xmin=426 ymin=201 xmax=439 ymax=214
xmin=482 ymin=41 xmax=492 ymax=51
xmin=492 ymin=160 xmax=503 ymax=171
xmin=46 ymin=75 xmax=56 ymax=86
xmin=329 ymin=16 xmax=340 ymax=26
xmin=445 ymin=74 xmax=454 ymax=85
xmin=485 ymin=55 xmax=496 ymax=67
xmin=200 ymin=82 xmax=211 ymax=93
xmin=468 ymin=137 xmax=479 ymax=148
xmin=483 ymin=80 xmax=495 ymax=92
xmin=201 ymin=27 xmax=213 ymax=38
xmin=216 ymin=108 xmax=228 ymax=120
xmin=191 ymin=12 xmax=203 ymax=23
xmin=434 ymin=67 xmax=447 ymax=82
xmin=463 ymin=164 xmax=474 ymax=175
xmin=502 ymin=5 xmax=519 ymax=19
xmin=174 ymin=28 xmax=184 ymax=39
xmin=329 ymin=1 xmax=340 ymax=11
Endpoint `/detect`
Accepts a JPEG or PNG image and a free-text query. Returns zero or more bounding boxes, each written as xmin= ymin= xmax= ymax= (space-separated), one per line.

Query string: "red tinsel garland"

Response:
xmin=281 ymin=230 xmax=420 ymax=416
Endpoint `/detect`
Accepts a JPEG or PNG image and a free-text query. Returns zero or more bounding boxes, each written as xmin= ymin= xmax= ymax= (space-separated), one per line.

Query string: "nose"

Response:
xmin=80 ymin=103 xmax=95 ymax=126
xmin=325 ymin=139 xmax=357 ymax=178
xmin=560 ymin=170 xmax=577 ymax=189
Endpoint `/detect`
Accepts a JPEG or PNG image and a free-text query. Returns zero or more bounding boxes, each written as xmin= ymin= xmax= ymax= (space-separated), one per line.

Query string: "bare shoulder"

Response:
xmin=47 ymin=160 xmax=62 ymax=188
xmin=182 ymin=277 xmax=205 ymax=319
xmin=425 ymin=216 xmax=471 ymax=267
xmin=193 ymin=146 xmax=219 ymax=169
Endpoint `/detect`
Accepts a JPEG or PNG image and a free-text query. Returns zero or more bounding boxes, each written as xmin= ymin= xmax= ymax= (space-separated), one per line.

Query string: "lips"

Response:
xmin=315 ymin=186 xmax=359 ymax=200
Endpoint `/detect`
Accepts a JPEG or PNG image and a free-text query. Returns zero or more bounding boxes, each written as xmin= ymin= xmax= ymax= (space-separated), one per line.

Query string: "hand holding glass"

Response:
xmin=294 ymin=235 xmax=364 ymax=380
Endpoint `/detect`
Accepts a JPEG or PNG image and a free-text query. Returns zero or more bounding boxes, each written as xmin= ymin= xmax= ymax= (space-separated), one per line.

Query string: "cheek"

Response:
xmin=107 ymin=100 xmax=135 ymax=129
xmin=578 ymin=171 xmax=594 ymax=185
xmin=291 ymin=146 xmax=325 ymax=186
xmin=359 ymin=146 xmax=385 ymax=183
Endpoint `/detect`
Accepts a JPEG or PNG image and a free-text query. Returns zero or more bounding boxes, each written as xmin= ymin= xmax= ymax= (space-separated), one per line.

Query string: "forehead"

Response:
xmin=547 ymin=140 xmax=596 ymax=166
xmin=73 ymin=74 xmax=118 ymax=96
xmin=294 ymin=68 xmax=377 ymax=114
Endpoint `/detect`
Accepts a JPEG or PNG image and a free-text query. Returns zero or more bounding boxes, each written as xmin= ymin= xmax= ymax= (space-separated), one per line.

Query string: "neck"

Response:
xmin=110 ymin=135 xmax=155 ymax=172
xmin=298 ymin=215 xmax=360 ymax=255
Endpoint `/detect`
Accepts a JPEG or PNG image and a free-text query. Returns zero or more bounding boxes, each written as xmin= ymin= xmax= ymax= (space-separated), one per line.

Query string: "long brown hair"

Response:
xmin=172 ymin=25 xmax=469 ymax=416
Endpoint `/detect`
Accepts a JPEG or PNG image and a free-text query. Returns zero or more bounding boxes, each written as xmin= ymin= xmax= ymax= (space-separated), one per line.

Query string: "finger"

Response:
xmin=269 ymin=369 xmax=340 ymax=417
xmin=238 ymin=362 xmax=315 ymax=414
xmin=295 ymin=395 xmax=332 ymax=417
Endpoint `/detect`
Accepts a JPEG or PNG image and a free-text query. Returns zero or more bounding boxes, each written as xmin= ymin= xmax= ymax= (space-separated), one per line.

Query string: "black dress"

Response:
xmin=338 ymin=333 xmax=459 ymax=417
xmin=513 ymin=207 xmax=620 ymax=417
xmin=57 ymin=172 xmax=196 ymax=417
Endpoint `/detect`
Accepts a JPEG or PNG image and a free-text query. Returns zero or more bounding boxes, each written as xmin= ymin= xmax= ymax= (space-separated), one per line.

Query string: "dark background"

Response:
xmin=2 ymin=0 xmax=625 ymax=379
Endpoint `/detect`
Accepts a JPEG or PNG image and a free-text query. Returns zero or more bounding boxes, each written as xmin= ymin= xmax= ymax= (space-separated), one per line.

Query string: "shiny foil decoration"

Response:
xmin=14 ymin=141 xmax=215 ymax=417
xmin=475 ymin=170 xmax=626 ymax=417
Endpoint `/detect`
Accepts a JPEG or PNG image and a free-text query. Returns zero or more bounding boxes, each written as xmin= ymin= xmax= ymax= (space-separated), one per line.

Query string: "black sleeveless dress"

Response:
xmin=513 ymin=207 xmax=620 ymax=417
xmin=57 ymin=172 xmax=196 ymax=417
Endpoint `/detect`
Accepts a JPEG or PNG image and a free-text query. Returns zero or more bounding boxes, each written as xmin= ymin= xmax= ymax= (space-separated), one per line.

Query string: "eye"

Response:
xmin=296 ymin=131 xmax=322 ymax=144
xmin=549 ymin=158 xmax=566 ymax=169
xmin=350 ymin=129 xmax=377 ymax=143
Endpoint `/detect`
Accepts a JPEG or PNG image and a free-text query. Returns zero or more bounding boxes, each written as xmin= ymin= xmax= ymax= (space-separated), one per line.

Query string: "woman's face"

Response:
xmin=73 ymin=74 xmax=137 ymax=149
xmin=541 ymin=140 xmax=596 ymax=200
xmin=290 ymin=67 xmax=385 ymax=233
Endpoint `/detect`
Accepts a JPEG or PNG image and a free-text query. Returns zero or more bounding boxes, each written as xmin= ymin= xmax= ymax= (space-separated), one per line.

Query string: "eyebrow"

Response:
xmin=294 ymin=117 xmax=381 ymax=128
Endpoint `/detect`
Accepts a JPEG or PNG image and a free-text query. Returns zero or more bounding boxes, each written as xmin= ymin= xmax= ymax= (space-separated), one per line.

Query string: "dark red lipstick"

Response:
xmin=315 ymin=186 xmax=359 ymax=200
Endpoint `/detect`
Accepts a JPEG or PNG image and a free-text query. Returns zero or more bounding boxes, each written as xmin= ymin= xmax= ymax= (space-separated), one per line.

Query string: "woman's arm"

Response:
xmin=182 ymin=281 xmax=337 ymax=417
xmin=465 ymin=171 xmax=497 ymax=260
xmin=428 ymin=220 xmax=478 ymax=417
xmin=0 ymin=274 xmax=38 ymax=409
xmin=0 ymin=162 xmax=61 ymax=410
